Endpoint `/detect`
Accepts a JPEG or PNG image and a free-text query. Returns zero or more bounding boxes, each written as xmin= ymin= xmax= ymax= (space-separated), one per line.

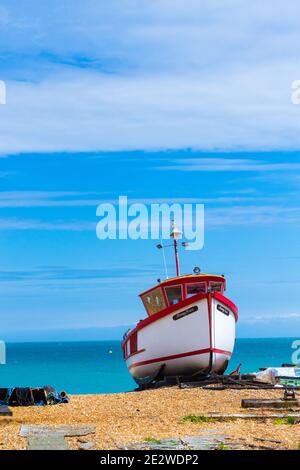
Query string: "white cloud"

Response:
xmin=0 ymin=1 xmax=300 ymax=153
xmin=0 ymin=66 xmax=299 ymax=155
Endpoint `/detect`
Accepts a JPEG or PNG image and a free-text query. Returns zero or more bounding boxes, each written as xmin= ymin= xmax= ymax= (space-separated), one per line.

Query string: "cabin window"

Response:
xmin=141 ymin=287 xmax=166 ymax=315
xmin=165 ymin=285 xmax=182 ymax=305
xmin=209 ymin=282 xmax=223 ymax=293
xmin=186 ymin=282 xmax=207 ymax=298
xmin=130 ymin=332 xmax=138 ymax=355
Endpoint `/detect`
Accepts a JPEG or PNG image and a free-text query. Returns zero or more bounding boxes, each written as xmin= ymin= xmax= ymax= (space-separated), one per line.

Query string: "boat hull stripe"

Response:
xmin=128 ymin=347 xmax=232 ymax=370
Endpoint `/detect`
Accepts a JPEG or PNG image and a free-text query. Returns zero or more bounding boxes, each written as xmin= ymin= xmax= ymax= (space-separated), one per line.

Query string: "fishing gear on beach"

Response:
xmin=0 ymin=386 xmax=69 ymax=407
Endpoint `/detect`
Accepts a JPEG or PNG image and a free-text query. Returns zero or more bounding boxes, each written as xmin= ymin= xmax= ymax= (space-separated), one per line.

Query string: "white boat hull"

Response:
xmin=124 ymin=293 xmax=236 ymax=383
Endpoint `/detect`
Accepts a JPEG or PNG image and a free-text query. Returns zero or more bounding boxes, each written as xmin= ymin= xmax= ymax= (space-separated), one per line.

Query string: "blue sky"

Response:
xmin=0 ymin=1 xmax=300 ymax=340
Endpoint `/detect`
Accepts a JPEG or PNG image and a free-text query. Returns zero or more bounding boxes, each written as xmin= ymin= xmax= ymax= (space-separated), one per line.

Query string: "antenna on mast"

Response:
xmin=156 ymin=222 xmax=188 ymax=278
xmin=160 ymin=237 xmax=169 ymax=279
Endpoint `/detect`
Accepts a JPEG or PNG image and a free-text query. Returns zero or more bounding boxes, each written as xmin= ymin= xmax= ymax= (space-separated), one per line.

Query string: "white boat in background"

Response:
xmin=122 ymin=226 xmax=238 ymax=385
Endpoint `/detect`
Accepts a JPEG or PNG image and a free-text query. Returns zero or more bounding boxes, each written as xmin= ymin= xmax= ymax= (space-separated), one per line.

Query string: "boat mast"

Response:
xmin=170 ymin=223 xmax=182 ymax=277
xmin=157 ymin=223 xmax=187 ymax=279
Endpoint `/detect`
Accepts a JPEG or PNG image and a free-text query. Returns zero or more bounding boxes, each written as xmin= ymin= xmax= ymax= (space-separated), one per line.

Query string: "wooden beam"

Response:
xmin=242 ymin=399 xmax=300 ymax=409
xmin=204 ymin=413 xmax=300 ymax=419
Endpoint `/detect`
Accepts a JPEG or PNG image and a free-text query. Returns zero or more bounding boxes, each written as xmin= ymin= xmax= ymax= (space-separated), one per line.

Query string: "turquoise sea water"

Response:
xmin=0 ymin=338 xmax=298 ymax=394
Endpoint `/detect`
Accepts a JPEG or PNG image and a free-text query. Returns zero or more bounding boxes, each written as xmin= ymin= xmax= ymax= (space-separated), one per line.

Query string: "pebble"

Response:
xmin=78 ymin=441 xmax=94 ymax=450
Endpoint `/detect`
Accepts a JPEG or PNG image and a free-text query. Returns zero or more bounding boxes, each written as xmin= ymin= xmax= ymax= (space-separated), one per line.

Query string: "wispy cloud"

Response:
xmin=0 ymin=191 xmax=112 ymax=208
xmin=157 ymin=158 xmax=300 ymax=172
xmin=0 ymin=192 xmax=98 ymax=208
xmin=0 ymin=191 xmax=95 ymax=199
xmin=0 ymin=202 xmax=299 ymax=232
xmin=0 ymin=191 xmax=260 ymax=208
xmin=240 ymin=312 xmax=300 ymax=324
xmin=0 ymin=188 xmax=292 ymax=208
xmin=207 ymin=205 xmax=300 ymax=227
xmin=0 ymin=266 xmax=154 ymax=282
xmin=0 ymin=218 xmax=94 ymax=231
xmin=0 ymin=171 xmax=15 ymax=177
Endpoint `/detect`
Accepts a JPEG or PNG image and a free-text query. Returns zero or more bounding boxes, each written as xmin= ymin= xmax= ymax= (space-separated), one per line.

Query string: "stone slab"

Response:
xmin=27 ymin=435 xmax=69 ymax=450
xmin=20 ymin=424 xmax=96 ymax=438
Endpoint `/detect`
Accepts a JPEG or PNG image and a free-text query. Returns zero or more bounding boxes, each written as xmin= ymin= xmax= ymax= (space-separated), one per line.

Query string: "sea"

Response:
xmin=0 ymin=338 xmax=298 ymax=395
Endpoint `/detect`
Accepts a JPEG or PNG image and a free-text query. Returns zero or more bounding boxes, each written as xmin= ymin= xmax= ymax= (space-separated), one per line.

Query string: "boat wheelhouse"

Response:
xmin=122 ymin=227 xmax=238 ymax=385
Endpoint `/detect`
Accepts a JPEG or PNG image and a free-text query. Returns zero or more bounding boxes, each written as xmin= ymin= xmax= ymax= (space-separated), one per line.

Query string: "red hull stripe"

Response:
xmin=126 ymin=348 xmax=145 ymax=360
xmin=128 ymin=347 xmax=232 ymax=370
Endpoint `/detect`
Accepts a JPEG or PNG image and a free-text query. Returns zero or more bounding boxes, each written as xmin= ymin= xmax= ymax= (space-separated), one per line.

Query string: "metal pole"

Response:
xmin=174 ymin=239 xmax=180 ymax=277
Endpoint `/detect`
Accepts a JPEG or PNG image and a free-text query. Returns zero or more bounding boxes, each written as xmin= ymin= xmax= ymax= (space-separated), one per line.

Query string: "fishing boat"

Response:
xmin=122 ymin=225 xmax=238 ymax=385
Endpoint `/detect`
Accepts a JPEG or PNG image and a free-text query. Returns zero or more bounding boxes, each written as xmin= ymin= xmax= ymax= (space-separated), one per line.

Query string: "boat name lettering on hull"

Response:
xmin=173 ymin=305 xmax=198 ymax=321
xmin=217 ymin=304 xmax=230 ymax=316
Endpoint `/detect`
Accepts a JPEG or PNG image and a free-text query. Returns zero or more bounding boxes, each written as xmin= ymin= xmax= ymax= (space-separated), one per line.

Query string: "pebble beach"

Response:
xmin=1 ymin=387 xmax=300 ymax=450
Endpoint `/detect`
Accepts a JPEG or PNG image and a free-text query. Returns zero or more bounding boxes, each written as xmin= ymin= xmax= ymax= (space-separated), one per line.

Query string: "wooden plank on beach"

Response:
xmin=242 ymin=399 xmax=300 ymax=409
xmin=204 ymin=413 xmax=300 ymax=419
